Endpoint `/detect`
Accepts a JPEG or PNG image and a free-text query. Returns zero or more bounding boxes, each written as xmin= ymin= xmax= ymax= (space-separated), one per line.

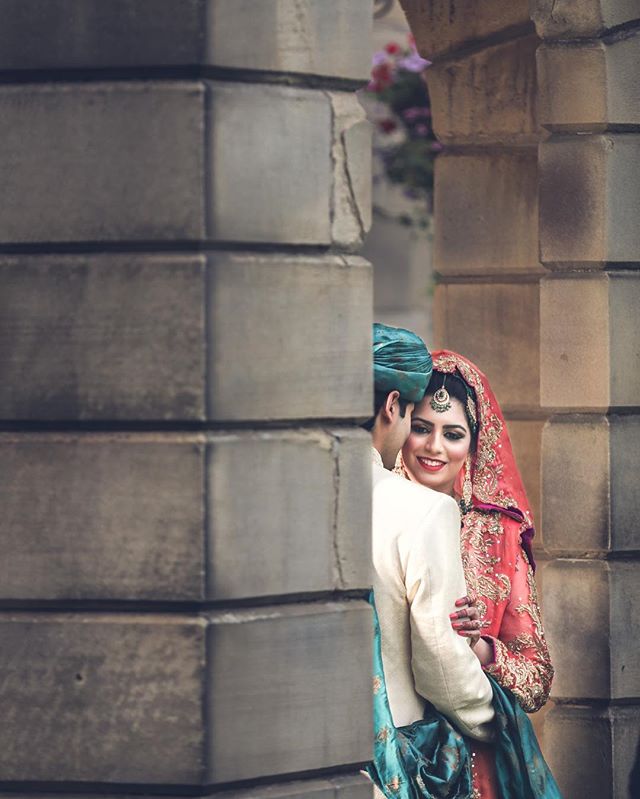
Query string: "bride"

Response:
xmin=397 ymin=350 xmax=555 ymax=799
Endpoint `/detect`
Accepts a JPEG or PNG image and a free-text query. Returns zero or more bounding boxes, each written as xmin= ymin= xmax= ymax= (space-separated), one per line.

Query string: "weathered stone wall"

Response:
xmin=402 ymin=1 xmax=640 ymax=796
xmin=399 ymin=0 xmax=545 ymax=529
xmin=532 ymin=2 xmax=640 ymax=797
xmin=0 ymin=2 xmax=374 ymax=796
xmin=399 ymin=0 xmax=548 ymax=752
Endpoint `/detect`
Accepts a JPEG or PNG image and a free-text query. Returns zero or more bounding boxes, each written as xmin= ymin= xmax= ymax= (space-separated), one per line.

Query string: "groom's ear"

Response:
xmin=381 ymin=390 xmax=401 ymax=423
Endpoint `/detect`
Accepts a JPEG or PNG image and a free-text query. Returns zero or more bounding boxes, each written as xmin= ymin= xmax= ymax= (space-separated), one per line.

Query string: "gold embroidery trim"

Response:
xmin=484 ymin=554 xmax=554 ymax=713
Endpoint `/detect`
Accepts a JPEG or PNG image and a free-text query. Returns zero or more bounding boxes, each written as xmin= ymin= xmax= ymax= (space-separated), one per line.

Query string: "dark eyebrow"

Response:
xmin=412 ymin=416 xmax=468 ymax=433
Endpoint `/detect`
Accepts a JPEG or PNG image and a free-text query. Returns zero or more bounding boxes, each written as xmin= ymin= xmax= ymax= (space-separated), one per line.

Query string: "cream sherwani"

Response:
xmin=372 ymin=448 xmax=494 ymax=741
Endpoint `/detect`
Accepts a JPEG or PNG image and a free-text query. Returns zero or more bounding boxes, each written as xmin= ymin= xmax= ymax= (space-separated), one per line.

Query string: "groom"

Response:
xmin=368 ymin=323 xmax=494 ymax=740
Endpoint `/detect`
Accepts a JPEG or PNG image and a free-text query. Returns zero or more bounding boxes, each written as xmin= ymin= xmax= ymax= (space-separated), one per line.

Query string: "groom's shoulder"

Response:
xmin=372 ymin=463 xmax=455 ymax=520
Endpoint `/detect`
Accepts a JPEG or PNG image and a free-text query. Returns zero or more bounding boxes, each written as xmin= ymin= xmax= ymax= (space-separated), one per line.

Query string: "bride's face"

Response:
xmin=402 ymin=395 xmax=472 ymax=497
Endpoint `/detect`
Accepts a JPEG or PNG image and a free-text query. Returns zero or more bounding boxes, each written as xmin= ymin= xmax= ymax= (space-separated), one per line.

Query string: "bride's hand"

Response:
xmin=449 ymin=595 xmax=482 ymax=648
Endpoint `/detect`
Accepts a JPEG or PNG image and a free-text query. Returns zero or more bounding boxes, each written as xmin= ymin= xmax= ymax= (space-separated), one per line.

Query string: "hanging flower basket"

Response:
xmin=363 ymin=37 xmax=441 ymax=226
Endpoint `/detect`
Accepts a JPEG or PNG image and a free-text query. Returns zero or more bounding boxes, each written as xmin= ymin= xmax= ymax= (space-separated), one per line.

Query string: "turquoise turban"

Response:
xmin=373 ymin=323 xmax=433 ymax=402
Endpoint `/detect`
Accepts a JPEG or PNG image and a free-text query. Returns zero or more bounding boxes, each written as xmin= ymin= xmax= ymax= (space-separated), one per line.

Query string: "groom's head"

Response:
xmin=365 ymin=323 xmax=433 ymax=469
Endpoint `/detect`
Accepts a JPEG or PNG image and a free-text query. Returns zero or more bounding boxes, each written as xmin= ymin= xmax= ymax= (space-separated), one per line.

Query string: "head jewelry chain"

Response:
xmin=430 ymin=373 xmax=479 ymax=435
xmin=430 ymin=376 xmax=452 ymax=413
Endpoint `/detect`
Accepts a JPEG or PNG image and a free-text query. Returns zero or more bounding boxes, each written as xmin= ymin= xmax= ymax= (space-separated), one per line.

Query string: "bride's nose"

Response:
xmin=426 ymin=429 xmax=444 ymax=454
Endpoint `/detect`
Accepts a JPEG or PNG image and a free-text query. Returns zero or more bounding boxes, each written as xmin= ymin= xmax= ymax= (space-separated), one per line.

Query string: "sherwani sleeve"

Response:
xmin=483 ymin=548 xmax=554 ymax=712
xmin=402 ymin=494 xmax=495 ymax=741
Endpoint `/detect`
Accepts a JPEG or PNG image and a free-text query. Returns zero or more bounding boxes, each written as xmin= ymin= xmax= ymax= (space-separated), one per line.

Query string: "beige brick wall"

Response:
xmin=402 ymin=7 xmax=640 ymax=790
xmin=534 ymin=2 xmax=640 ymax=796
xmin=401 ymin=0 xmax=552 ymax=753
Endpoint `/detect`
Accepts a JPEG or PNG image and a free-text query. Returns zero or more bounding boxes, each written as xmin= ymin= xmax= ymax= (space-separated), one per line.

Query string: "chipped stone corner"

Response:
xmin=328 ymin=91 xmax=372 ymax=251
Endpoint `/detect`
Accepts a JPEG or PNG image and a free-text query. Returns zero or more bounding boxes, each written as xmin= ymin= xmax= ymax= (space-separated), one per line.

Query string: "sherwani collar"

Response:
xmin=372 ymin=447 xmax=384 ymax=469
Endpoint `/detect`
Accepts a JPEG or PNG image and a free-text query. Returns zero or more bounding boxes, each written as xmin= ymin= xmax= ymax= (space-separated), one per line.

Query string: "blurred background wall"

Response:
xmin=363 ymin=1 xmax=433 ymax=346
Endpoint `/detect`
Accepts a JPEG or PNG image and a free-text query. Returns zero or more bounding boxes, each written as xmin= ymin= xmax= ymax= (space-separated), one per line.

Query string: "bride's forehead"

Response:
xmin=413 ymin=395 xmax=468 ymax=423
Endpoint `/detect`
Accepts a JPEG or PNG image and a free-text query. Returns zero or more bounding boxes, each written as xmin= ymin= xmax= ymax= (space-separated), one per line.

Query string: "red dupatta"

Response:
xmin=430 ymin=349 xmax=536 ymax=570
xmin=399 ymin=350 xmax=553 ymax=718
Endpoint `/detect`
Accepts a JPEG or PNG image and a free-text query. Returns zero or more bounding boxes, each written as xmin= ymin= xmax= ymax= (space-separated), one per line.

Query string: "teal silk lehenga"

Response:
xmin=366 ymin=597 xmax=563 ymax=799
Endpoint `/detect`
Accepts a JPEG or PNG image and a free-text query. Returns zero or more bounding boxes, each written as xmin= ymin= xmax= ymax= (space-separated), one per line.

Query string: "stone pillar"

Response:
xmin=398 ymin=0 xmax=544 ymax=529
xmin=0 ymin=2 xmax=374 ymax=797
xmin=398 ymin=0 xmax=550 ymax=741
xmin=532 ymin=2 xmax=640 ymax=796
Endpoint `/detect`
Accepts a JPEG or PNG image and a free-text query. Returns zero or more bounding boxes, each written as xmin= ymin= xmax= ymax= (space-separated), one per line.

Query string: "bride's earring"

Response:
xmin=461 ymin=455 xmax=473 ymax=514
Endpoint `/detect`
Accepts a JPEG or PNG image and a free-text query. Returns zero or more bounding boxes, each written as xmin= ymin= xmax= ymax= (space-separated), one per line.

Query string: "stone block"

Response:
xmin=0 ymin=82 xmax=366 ymax=247
xmin=544 ymin=704 xmax=640 ymax=799
xmin=434 ymin=152 xmax=542 ymax=275
xmin=208 ymin=85 xmax=369 ymax=247
xmin=0 ymin=433 xmax=205 ymax=601
xmin=538 ymin=35 xmax=640 ymax=131
xmin=217 ymin=774 xmax=373 ymax=799
xmin=206 ymin=81 xmax=333 ymax=245
xmin=434 ymin=281 xmax=540 ymax=412
xmin=506 ymin=419 xmax=544 ymax=535
xmin=542 ymin=415 xmax=640 ymax=554
xmin=0 ymin=0 xmax=208 ymax=70
xmin=205 ymin=0 xmax=372 ymax=80
xmin=0 ymin=81 xmax=206 ymax=243
xmin=0 ymin=776 xmax=373 ymax=799
xmin=540 ymin=273 xmax=640 ymax=410
xmin=0 ymin=0 xmax=371 ymax=81
xmin=609 ymin=415 xmax=640 ymax=553
xmin=0 ymin=254 xmax=206 ymax=420
xmin=0 ymin=602 xmax=372 ymax=784
xmin=532 ymin=0 xmax=640 ymax=39
xmin=426 ymin=34 xmax=539 ymax=145
xmin=539 ymin=134 xmax=640 ymax=266
xmin=0 ymin=612 xmax=208 ymax=783
xmin=611 ymin=562 xmax=640 ymax=699
xmin=207 ymin=429 xmax=371 ymax=600
xmin=329 ymin=92 xmax=372 ymax=249
xmin=330 ymin=428 xmax=374 ymax=591
xmin=399 ymin=0 xmax=532 ymax=60
xmin=207 ymin=601 xmax=372 ymax=782
xmin=0 ymin=253 xmax=371 ymax=422
xmin=0 ymin=429 xmax=369 ymax=602
xmin=544 ymin=560 xmax=640 ymax=700
xmin=207 ymin=253 xmax=372 ymax=421
xmin=542 ymin=416 xmax=609 ymax=555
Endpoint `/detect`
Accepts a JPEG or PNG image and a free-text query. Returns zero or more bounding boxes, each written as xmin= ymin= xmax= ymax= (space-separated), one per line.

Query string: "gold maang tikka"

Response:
xmin=430 ymin=375 xmax=452 ymax=413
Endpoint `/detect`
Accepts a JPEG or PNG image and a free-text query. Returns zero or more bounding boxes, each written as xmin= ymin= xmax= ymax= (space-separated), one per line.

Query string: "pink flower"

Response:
xmin=398 ymin=52 xmax=431 ymax=73
xmin=370 ymin=61 xmax=393 ymax=90
xmin=379 ymin=118 xmax=397 ymax=134
xmin=385 ymin=42 xmax=401 ymax=55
